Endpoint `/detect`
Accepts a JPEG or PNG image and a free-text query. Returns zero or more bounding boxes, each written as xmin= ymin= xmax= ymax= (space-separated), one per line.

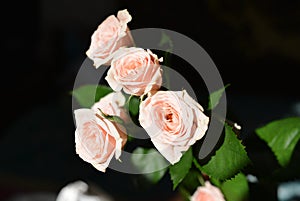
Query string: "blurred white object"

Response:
xmin=246 ymin=174 xmax=258 ymax=183
xmin=293 ymin=102 xmax=300 ymax=116
xmin=56 ymin=181 xmax=113 ymax=201
xmin=278 ymin=181 xmax=300 ymax=201
xmin=233 ymin=123 xmax=241 ymax=130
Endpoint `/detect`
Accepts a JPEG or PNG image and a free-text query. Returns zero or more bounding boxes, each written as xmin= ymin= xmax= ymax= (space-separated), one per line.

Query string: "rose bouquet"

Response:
xmin=72 ymin=9 xmax=300 ymax=201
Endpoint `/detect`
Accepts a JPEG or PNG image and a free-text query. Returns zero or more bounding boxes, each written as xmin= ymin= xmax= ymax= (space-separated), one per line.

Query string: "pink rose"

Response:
xmin=74 ymin=109 xmax=127 ymax=172
xmin=86 ymin=9 xmax=134 ymax=68
xmin=91 ymin=92 xmax=128 ymax=122
xmin=139 ymin=90 xmax=209 ymax=164
xmin=105 ymin=47 xmax=163 ymax=96
xmin=191 ymin=181 xmax=225 ymax=201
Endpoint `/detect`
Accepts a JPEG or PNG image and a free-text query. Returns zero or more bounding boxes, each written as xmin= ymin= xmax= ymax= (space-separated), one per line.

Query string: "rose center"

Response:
xmin=165 ymin=113 xmax=173 ymax=122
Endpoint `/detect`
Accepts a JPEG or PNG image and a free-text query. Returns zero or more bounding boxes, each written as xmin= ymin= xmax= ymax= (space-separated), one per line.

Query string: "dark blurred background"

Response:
xmin=1 ymin=0 xmax=300 ymax=201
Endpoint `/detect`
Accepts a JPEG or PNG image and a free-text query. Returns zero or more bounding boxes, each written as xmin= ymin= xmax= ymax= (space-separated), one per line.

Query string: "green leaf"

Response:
xmin=131 ymin=148 xmax=168 ymax=184
xmin=208 ymin=84 xmax=230 ymax=110
xmin=178 ymin=186 xmax=191 ymax=201
xmin=256 ymin=117 xmax=300 ymax=167
xmin=202 ymin=124 xmax=250 ymax=180
xmin=159 ymin=31 xmax=173 ymax=50
xmin=158 ymin=32 xmax=173 ymax=89
xmin=181 ymin=169 xmax=202 ymax=191
xmin=124 ymin=95 xmax=141 ymax=126
xmin=126 ymin=135 xmax=134 ymax=142
xmin=72 ymin=85 xmax=113 ymax=107
xmin=221 ymin=173 xmax=249 ymax=201
xmin=169 ymin=148 xmax=193 ymax=190
xmin=129 ymin=96 xmax=140 ymax=116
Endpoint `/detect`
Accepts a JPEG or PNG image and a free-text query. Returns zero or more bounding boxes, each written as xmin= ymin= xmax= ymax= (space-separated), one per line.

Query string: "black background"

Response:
xmin=1 ymin=1 xmax=300 ymax=201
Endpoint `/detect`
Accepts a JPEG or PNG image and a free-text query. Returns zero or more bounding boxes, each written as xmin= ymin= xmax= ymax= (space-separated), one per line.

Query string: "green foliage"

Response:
xmin=256 ymin=117 xmax=300 ymax=167
xmin=124 ymin=95 xmax=141 ymax=126
xmin=178 ymin=169 xmax=203 ymax=201
xmin=181 ymin=169 xmax=202 ymax=192
xmin=169 ymin=148 xmax=193 ymax=190
xmin=72 ymin=85 xmax=113 ymax=107
xmin=208 ymin=84 xmax=230 ymax=110
xmin=159 ymin=31 xmax=173 ymax=51
xmin=131 ymin=148 xmax=168 ymax=183
xmin=202 ymin=124 xmax=250 ymax=180
xmin=221 ymin=173 xmax=249 ymax=201
xmin=158 ymin=31 xmax=173 ymax=89
xmin=128 ymin=96 xmax=140 ymax=116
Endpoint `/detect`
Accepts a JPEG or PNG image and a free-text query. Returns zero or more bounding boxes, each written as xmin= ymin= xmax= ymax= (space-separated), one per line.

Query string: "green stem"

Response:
xmin=179 ymin=186 xmax=191 ymax=201
xmin=211 ymin=112 xmax=241 ymax=136
xmin=193 ymin=158 xmax=222 ymax=187
xmin=197 ymin=174 xmax=205 ymax=186
xmin=210 ymin=177 xmax=222 ymax=188
xmin=193 ymin=158 xmax=205 ymax=172
xmin=125 ymin=95 xmax=133 ymax=108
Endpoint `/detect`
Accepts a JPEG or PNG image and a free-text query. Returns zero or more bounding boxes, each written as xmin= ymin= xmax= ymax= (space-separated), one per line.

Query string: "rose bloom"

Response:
xmin=91 ymin=91 xmax=128 ymax=122
xmin=105 ymin=47 xmax=163 ymax=96
xmin=139 ymin=90 xmax=209 ymax=164
xmin=191 ymin=181 xmax=225 ymax=201
xmin=74 ymin=109 xmax=127 ymax=172
xmin=86 ymin=9 xmax=134 ymax=68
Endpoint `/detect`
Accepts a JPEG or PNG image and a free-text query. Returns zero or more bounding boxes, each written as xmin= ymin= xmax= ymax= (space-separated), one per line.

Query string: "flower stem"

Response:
xmin=178 ymin=186 xmax=191 ymax=201
xmin=211 ymin=112 xmax=241 ymax=136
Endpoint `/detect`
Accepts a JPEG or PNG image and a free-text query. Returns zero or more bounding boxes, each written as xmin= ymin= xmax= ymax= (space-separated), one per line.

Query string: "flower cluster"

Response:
xmin=72 ymin=8 xmax=300 ymax=201
xmin=73 ymin=9 xmax=261 ymax=201
xmin=74 ymin=9 xmax=209 ymax=170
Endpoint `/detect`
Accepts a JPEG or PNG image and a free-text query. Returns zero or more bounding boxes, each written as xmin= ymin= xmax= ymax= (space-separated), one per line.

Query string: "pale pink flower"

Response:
xmin=191 ymin=181 xmax=225 ymax=201
xmin=86 ymin=9 xmax=134 ymax=68
xmin=139 ymin=90 xmax=209 ymax=164
xmin=105 ymin=47 xmax=163 ymax=96
xmin=74 ymin=109 xmax=127 ymax=172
